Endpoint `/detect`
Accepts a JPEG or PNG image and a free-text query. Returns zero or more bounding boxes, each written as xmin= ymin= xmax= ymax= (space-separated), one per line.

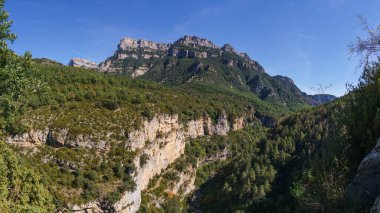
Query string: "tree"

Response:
xmin=0 ymin=1 xmax=54 ymax=211
xmin=0 ymin=0 xmax=34 ymax=135
xmin=0 ymin=0 xmax=16 ymax=51
xmin=345 ymin=18 xmax=380 ymax=162
xmin=349 ymin=16 xmax=380 ymax=65
xmin=0 ymin=141 xmax=55 ymax=212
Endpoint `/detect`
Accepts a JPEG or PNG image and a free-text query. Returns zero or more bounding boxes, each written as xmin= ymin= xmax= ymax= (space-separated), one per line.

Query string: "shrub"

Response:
xmin=140 ymin=153 xmax=149 ymax=167
xmin=97 ymin=100 xmax=119 ymax=110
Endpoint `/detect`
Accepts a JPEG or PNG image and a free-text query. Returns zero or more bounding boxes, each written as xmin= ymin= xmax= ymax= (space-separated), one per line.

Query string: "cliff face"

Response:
xmin=7 ymin=113 xmax=245 ymax=213
xmin=114 ymin=114 xmax=244 ymax=212
xmin=69 ymin=58 xmax=99 ymax=69
xmin=118 ymin=37 xmax=170 ymax=52
xmin=70 ymin=35 xmax=264 ymax=74
xmin=6 ymin=129 xmax=107 ymax=149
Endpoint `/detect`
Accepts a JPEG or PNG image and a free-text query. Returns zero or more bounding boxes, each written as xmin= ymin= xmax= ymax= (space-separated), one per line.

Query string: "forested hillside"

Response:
xmin=1 ymin=0 xmax=380 ymax=212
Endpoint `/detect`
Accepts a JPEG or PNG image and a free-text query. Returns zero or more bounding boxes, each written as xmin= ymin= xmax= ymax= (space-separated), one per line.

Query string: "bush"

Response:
xmin=141 ymin=107 xmax=155 ymax=120
xmin=140 ymin=153 xmax=149 ymax=167
xmin=97 ymin=100 xmax=119 ymax=110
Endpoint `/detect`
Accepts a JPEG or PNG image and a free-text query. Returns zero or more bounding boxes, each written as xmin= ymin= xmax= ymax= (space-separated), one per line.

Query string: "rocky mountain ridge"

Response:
xmin=70 ymin=35 xmax=263 ymax=73
xmin=68 ymin=35 xmax=336 ymax=107
xmin=307 ymin=94 xmax=337 ymax=106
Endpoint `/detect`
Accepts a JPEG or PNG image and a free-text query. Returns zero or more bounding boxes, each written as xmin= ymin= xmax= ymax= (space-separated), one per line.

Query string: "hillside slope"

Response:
xmin=70 ymin=36 xmax=335 ymax=110
xmin=4 ymin=60 xmax=302 ymax=211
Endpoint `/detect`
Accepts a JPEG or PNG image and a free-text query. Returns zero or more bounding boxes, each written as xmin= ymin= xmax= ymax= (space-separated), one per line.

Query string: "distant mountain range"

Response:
xmin=69 ymin=35 xmax=336 ymax=106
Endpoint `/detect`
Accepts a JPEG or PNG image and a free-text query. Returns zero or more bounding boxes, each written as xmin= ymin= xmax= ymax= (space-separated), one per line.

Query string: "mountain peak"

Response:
xmin=70 ymin=35 xmax=266 ymax=74
xmin=118 ymin=37 xmax=169 ymax=51
xmin=174 ymin=35 xmax=219 ymax=49
xmin=273 ymin=75 xmax=295 ymax=85
xmin=221 ymin=44 xmax=236 ymax=52
xmin=222 ymin=44 xmax=251 ymax=60
xmin=69 ymin=58 xmax=98 ymax=69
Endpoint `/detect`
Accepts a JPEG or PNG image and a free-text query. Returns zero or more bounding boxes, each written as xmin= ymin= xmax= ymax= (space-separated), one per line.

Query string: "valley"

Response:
xmin=1 ymin=1 xmax=380 ymax=212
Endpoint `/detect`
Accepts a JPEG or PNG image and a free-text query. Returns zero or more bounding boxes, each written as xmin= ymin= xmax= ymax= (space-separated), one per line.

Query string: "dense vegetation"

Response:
xmin=0 ymin=1 xmax=54 ymax=211
xmin=2 ymin=0 xmax=380 ymax=211
xmin=0 ymin=142 xmax=55 ymax=212
xmin=13 ymin=143 xmax=136 ymax=207
xmin=113 ymin=53 xmax=310 ymax=112
xmin=0 ymin=31 xmax=309 ymax=211
xmin=20 ymin=60 xmax=294 ymax=135
xmin=136 ymin=59 xmax=380 ymax=212
xmin=192 ymin=61 xmax=380 ymax=212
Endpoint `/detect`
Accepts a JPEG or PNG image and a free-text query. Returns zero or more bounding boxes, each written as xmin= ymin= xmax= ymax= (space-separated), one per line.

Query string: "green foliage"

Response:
xmin=0 ymin=0 xmax=16 ymax=50
xmin=13 ymin=143 xmax=136 ymax=206
xmin=140 ymin=153 xmax=150 ymax=167
xmin=97 ymin=99 xmax=119 ymax=110
xmin=15 ymin=61 xmax=291 ymax=140
xmin=116 ymin=51 xmax=310 ymax=112
xmin=0 ymin=142 xmax=55 ymax=212
xmin=344 ymin=61 xmax=380 ymax=162
xmin=197 ymin=126 xmax=277 ymax=212
xmin=162 ymin=197 xmax=183 ymax=213
xmin=194 ymin=100 xmax=350 ymax=212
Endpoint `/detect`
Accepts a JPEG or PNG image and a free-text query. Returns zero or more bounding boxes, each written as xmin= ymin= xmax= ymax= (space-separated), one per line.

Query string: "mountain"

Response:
xmin=6 ymin=36 xmax=344 ymax=213
xmin=308 ymin=94 xmax=337 ymax=106
xmin=69 ymin=36 xmax=335 ymax=109
xmin=2 ymin=0 xmax=379 ymax=211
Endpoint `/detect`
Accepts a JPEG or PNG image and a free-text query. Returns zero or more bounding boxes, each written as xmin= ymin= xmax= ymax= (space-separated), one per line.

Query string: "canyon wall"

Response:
xmin=114 ymin=114 xmax=243 ymax=212
xmin=7 ymin=113 xmax=245 ymax=213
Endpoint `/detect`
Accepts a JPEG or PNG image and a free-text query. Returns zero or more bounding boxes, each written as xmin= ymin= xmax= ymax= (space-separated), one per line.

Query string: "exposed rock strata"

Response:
xmin=69 ymin=58 xmax=99 ymax=69
xmin=114 ymin=114 xmax=243 ymax=212
xmin=71 ymin=35 xmax=264 ymax=75
xmin=7 ymin=113 xmax=246 ymax=212
xmin=118 ymin=37 xmax=169 ymax=52
xmin=7 ymin=129 xmax=107 ymax=149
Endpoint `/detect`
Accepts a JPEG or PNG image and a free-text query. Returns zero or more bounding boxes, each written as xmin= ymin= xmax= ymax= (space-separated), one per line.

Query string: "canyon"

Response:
xmin=7 ymin=113 xmax=245 ymax=212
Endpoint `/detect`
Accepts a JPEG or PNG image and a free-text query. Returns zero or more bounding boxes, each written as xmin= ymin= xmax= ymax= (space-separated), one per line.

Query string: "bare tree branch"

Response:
xmin=309 ymin=83 xmax=332 ymax=95
xmin=349 ymin=16 xmax=380 ymax=65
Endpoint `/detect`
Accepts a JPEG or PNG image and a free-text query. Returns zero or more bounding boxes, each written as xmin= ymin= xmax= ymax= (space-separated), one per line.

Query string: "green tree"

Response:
xmin=0 ymin=142 xmax=55 ymax=212
xmin=0 ymin=0 xmax=34 ymax=136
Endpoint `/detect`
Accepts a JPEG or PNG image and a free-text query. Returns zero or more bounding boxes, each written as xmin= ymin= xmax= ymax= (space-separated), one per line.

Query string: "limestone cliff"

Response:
xmin=118 ymin=37 xmax=169 ymax=52
xmin=6 ymin=128 xmax=107 ymax=149
xmin=114 ymin=114 xmax=243 ymax=212
xmin=7 ymin=113 xmax=245 ymax=212
xmin=79 ymin=35 xmax=264 ymax=75
xmin=69 ymin=58 xmax=99 ymax=69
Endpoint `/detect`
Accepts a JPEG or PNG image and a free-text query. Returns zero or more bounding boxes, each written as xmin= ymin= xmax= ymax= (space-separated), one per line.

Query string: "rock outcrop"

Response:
xmin=174 ymin=35 xmax=219 ymax=49
xmin=114 ymin=113 xmax=244 ymax=212
xmin=7 ymin=113 xmax=246 ymax=213
xmin=346 ymin=138 xmax=380 ymax=209
xmin=6 ymin=129 xmax=107 ymax=149
xmin=90 ymin=35 xmax=263 ymax=74
xmin=69 ymin=58 xmax=99 ymax=69
xmin=371 ymin=195 xmax=380 ymax=213
xmin=118 ymin=37 xmax=170 ymax=52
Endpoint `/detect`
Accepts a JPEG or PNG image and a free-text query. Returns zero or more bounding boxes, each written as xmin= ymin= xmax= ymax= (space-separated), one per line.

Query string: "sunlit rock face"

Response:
xmin=69 ymin=58 xmax=99 ymax=69
xmin=7 ymin=113 xmax=246 ymax=213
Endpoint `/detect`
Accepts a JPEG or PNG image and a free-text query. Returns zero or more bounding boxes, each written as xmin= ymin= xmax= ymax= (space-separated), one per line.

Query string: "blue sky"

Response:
xmin=6 ymin=0 xmax=380 ymax=96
